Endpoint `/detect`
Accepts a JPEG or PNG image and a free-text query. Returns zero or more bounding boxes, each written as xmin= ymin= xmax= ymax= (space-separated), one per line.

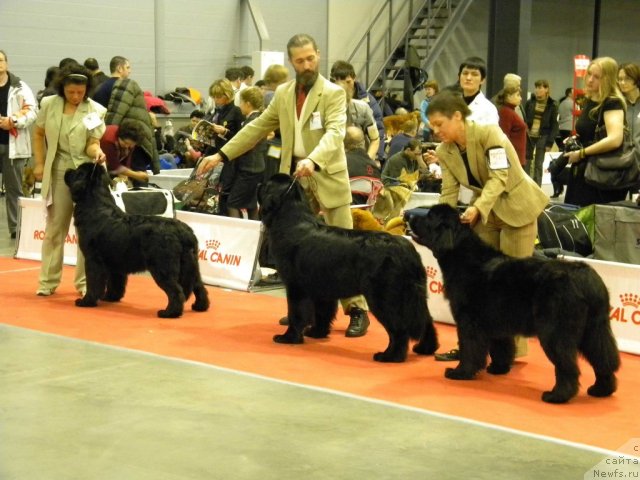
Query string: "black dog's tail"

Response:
xmin=578 ymin=268 xmax=620 ymax=379
xmin=407 ymin=261 xmax=439 ymax=355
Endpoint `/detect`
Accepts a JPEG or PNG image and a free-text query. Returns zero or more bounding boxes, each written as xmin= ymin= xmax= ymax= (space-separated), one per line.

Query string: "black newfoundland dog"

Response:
xmin=409 ymin=204 xmax=620 ymax=403
xmin=257 ymin=174 xmax=438 ymax=362
xmin=65 ymin=163 xmax=210 ymax=318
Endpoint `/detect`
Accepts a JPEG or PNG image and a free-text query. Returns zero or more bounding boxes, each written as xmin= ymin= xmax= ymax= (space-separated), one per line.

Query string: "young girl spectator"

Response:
xmin=225 ymin=87 xmax=266 ymax=220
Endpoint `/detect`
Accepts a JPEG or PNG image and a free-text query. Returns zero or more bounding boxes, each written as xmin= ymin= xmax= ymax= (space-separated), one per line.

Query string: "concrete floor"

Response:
xmin=0 ymin=193 xmax=622 ymax=480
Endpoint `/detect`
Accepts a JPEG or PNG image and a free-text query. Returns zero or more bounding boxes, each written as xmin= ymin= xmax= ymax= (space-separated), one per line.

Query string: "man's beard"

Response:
xmin=296 ymin=69 xmax=319 ymax=87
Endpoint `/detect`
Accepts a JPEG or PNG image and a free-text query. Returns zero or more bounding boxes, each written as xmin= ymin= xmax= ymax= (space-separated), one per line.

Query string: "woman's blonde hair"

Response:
xmin=209 ymin=78 xmax=234 ymax=101
xmin=587 ymin=57 xmax=626 ymax=119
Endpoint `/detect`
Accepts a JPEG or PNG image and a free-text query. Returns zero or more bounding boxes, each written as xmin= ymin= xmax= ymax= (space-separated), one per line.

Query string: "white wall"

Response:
xmin=1 ymin=0 xmax=639 ymax=107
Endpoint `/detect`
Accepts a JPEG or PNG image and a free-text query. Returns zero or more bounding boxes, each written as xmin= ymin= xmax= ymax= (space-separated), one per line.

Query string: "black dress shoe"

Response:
xmin=345 ymin=308 xmax=370 ymax=337
xmin=434 ymin=348 xmax=460 ymax=361
xmin=258 ymin=272 xmax=282 ymax=286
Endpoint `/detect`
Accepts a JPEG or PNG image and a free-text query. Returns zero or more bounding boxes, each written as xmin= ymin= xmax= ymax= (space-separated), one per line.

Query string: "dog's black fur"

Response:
xmin=409 ymin=203 xmax=620 ymax=403
xmin=257 ymin=173 xmax=438 ymax=362
xmin=65 ymin=163 xmax=210 ymax=318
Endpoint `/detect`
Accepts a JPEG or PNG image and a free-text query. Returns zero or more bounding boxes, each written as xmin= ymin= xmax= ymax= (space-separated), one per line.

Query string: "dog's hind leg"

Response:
xmin=580 ymin=319 xmax=620 ymax=398
xmin=538 ymin=336 xmax=580 ymax=403
xmin=191 ymin=280 xmax=210 ymax=312
xmin=487 ymin=337 xmax=515 ymax=375
xmin=274 ymin=295 xmax=312 ymax=344
xmin=373 ymin=327 xmax=410 ymax=362
xmin=412 ymin=299 xmax=438 ymax=356
xmin=305 ymin=299 xmax=337 ymax=338
xmin=149 ymin=267 xmax=185 ymax=318
xmin=102 ymin=273 xmax=127 ymax=302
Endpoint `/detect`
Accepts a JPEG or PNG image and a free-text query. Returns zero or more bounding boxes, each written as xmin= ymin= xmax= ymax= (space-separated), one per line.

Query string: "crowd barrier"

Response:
xmin=14 ymin=197 xmax=639 ymax=354
xmin=15 ymin=197 xmax=263 ymax=292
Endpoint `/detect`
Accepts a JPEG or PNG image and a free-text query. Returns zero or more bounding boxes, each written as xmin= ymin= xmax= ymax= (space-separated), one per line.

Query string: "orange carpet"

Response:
xmin=2 ymin=257 xmax=637 ymax=452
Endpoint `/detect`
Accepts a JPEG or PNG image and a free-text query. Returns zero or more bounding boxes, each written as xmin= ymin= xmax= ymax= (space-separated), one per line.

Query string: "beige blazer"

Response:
xmin=437 ymin=121 xmax=548 ymax=227
xmin=36 ymin=95 xmax=106 ymax=200
xmin=221 ymin=75 xmax=351 ymax=209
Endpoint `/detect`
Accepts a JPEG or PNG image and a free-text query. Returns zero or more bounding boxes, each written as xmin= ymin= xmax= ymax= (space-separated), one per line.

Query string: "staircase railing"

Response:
xmin=347 ymin=0 xmax=428 ymax=91
xmin=347 ymin=0 xmax=472 ymax=93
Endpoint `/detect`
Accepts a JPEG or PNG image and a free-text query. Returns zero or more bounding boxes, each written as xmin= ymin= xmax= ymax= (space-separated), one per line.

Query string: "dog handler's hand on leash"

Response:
xmin=94 ymin=149 xmax=106 ymax=164
xmin=294 ymin=159 xmax=315 ymax=177
xmin=198 ymin=154 xmax=222 ymax=175
xmin=460 ymin=206 xmax=479 ymax=226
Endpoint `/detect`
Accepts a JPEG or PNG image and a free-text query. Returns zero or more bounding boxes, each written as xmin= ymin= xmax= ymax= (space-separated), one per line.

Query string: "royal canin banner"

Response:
xmin=16 ymin=198 xmax=263 ymax=292
xmin=412 ymin=241 xmax=640 ymax=356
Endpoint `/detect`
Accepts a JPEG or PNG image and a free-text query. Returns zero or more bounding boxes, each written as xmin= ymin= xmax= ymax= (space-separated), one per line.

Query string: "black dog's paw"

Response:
xmin=413 ymin=340 xmax=438 ymax=356
xmin=487 ymin=363 xmax=511 ymax=375
xmin=157 ymin=309 xmax=182 ymax=319
xmin=541 ymin=390 xmax=571 ymax=404
xmin=304 ymin=326 xmax=329 ymax=338
xmin=444 ymin=367 xmax=476 ymax=380
xmin=587 ymin=376 xmax=616 ymax=397
xmin=101 ymin=292 xmax=122 ymax=302
xmin=75 ymin=297 xmax=98 ymax=307
xmin=373 ymin=351 xmax=406 ymax=363
xmin=273 ymin=330 xmax=304 ymax=344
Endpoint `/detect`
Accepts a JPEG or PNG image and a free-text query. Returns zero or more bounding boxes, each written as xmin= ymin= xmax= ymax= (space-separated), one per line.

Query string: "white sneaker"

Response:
xmin=36 ymin=287 xmax=56 ymax=296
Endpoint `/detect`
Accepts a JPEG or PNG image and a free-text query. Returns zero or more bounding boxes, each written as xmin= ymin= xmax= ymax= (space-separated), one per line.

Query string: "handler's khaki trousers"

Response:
xmin=39 ymin=164 xmax=86 ymax=294
xmin=473 ymin=212 xmax=538 ymax=357
xmin=307 ymin=189 xmax=369 ymax=315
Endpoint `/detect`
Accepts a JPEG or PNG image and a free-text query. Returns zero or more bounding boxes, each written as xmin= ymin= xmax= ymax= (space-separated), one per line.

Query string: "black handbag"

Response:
xmin=584 ymin=108 xmax=640 ymax=190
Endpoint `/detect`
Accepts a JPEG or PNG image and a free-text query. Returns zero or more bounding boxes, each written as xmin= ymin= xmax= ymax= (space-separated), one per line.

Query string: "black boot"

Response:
xmin=345 ymin=307 xmax=370 ymax=337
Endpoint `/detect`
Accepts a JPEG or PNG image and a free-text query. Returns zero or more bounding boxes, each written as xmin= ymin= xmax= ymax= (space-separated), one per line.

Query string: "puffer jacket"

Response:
xmin=6 ymin=72 xmax=37 ymax=159
xmin=105 ymin=78 xmax=160 ymax=173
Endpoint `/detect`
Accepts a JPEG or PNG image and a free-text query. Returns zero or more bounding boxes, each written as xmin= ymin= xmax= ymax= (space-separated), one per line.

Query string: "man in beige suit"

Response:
xmin=198 ymin=33 xmax=370 ymax=337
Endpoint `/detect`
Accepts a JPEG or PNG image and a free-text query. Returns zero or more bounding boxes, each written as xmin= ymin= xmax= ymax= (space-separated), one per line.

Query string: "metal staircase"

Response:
xmin=347 ymin=0 xmax=473 ymax=107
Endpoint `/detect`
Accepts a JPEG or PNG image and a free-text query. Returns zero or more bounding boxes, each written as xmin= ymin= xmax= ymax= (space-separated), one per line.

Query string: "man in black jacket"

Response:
xmin=524 ymin=79 xmax=559 ymax=186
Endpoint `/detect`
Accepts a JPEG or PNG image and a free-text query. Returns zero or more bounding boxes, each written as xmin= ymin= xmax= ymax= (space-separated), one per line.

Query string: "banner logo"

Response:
xmin=199 ymin=238 xmax=242 ymax=267
xmin=610 ymin=292 xmax=640 ymax=325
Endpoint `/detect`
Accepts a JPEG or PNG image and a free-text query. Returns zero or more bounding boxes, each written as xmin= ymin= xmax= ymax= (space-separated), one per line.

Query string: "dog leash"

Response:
xmin=284 ymin=176 xmax=298 ymax=196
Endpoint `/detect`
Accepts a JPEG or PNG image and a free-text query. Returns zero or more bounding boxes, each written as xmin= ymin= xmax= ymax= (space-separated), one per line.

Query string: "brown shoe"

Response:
xmin=279 ymin=316 xmax=289 ymax=326
xmin=345 ymin=308 xmax=370 ymax=337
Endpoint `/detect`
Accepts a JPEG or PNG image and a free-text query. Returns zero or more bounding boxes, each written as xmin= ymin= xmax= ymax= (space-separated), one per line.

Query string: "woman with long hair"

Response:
xmin=564 ymin=57 xmax=628 ymax=206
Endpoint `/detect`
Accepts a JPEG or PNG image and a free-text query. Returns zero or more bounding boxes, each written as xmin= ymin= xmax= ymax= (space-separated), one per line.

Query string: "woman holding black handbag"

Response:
xmin=564 ymin=57 xmax=628 ymax=206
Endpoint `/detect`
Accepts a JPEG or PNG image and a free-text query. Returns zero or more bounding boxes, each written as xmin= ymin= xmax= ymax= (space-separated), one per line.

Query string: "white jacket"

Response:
xmin=6 ymin=72 xmax=37 ymax=159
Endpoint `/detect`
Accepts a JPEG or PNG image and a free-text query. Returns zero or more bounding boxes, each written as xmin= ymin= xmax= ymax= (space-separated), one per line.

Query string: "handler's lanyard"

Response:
xmin=460 ymin=149 xmax=481 ymax=188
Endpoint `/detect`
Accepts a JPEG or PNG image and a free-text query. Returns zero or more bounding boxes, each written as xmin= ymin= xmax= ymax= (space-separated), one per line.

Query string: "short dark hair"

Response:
xmin=190 ymin=109 xmax=205 ymax=120
xmin=330 ymin=60 xmax=356 ymax=80
xmin=427 ymin=91 xmax=472 ymax=119
xmin=109 ymin=56 xmax=128 ymax=74
xmin=59 ymin=57 xmax=79 ymax=69
xmin=404 ymin=139 xmax=422 ymax=152
xmin=44 ymin=66 xmax=60 ymax=88
xmin=83 ymin=57 xmax=99 ymax=71
xmin=534 ymin=79 xmax=550 ymax=88
xmin=118 ymin=119 xmax=145 ymax=144
xmin=240 ymin=65 xmax=254 ymax=78
xmin=286 ymin=33 xmax=318 ymax=59
xmin=225 ymin=67 xmax=242 ymax=82
xmin=458 ymin=56 xmax=487 ymax=80
xmin=620 ymin=62 xmax=640 ymax=89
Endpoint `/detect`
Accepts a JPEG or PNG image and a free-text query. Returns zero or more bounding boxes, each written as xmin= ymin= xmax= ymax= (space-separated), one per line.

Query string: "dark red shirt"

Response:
xmin=498 ymin=104 xmax=527 ymax=165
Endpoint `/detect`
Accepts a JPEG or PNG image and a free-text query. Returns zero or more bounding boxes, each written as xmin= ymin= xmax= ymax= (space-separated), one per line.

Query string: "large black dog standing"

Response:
xmin=257 ymin=174 xmax=438 ymax=362
xmin=65 ymin=163 xmax=210 ymax=318
xmin=409 ymin=204 xmax=620 ymax=403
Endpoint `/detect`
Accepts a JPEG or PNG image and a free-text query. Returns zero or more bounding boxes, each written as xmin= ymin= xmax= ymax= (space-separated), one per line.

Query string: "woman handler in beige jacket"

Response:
xmin=424 ymin=90 xmax=549 ymax=360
